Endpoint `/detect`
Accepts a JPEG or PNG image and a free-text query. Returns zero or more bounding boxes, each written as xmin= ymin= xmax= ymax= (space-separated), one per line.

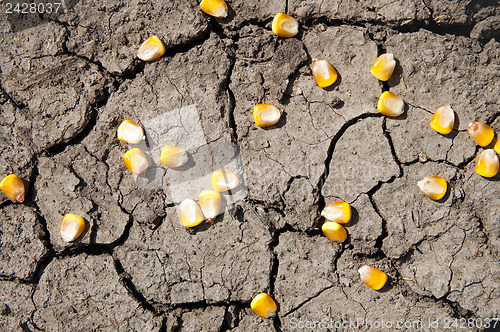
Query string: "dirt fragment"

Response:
xmin=32 ymin=254 xmax=162 ymax=331
xmin=373 ymin=162 xmax=457 ymax=259
xmin=115 ymin=205 xmax=272 ymax=305
xmin=274 ymin=232 xmax=341 ymax=314
xmin=323 ymin=117 xmax=400 ymax=203
xmin=0 ymin=205 xmax=48 ymax=279
xmin=0 ymin=281 xmax=34 ymax=329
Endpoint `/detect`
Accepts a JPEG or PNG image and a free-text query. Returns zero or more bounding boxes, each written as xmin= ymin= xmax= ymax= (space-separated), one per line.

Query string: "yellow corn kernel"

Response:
xmin=200 ymin=0 xmax=228 ymax=18
xmin=495 ymin=138 xmax=500 ymax=155
xmin=370 ymin=53 xmax=396 ymax=81
xmin=0 ymin=174 xmax=25 ymax=203
xmin=212 ymin=170 xmax=239 ymax=192
xmin=161 ymin=145 xmax=188 ymax=168
xmin=253 ymin=104 xmax=282 ymax=127
xmin=272 ymin=13 xmax=299 ymax=37
xmin=417 ymin=176 xmax=447 ymax=200
xmin=250 ymin=293 xmax=277 ymax=318
xmin=430 ymin=105 xmax=455 ymax=135
xmin=475 ymin=149 xmax=499 ymax=178
xmin=321 ymin=202 xmax=351 ymax=224
xmin=179 ymin=198 xmax=204 ymax=227
xmin=311 ymin=59 xmax=338 ymax=88
xmin=60 ymin=213 xmax=86 ymax=242
xmin=467 ymin=122 xmax=494 ymax=147
xmin=123 ymin=148 xmax=149 ymax=175
xmin=199 ymin=190 xmax=221 ymax=222
xmin=137 ymin=36 xmax=166 ymax=62
xmin=358 ymin=265 xmax=387 ymax=290
xmin=321 ymin=222 xmax=347 ymax=242
xmin=377 ymin=91 xmax=404 ymax=117
xmin=117 ymin=120 xmax=144 ymax=144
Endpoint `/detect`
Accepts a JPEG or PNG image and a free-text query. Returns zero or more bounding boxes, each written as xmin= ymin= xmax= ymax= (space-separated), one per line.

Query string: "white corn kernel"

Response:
xmin=272 ymin=13 xmax=299 ymax=37
xmin=117 ymin=120 xmax=144 ymax=144
xmin=370 ymin=53 xmax=396 ymax=81
xmin=161 ymin=145 xmax=188 ymax=168
xmin=311 ymin=59 xmax=338 ymax=88
xmin=377 ymin=91 xmax=404 ymax=117
xmin=321 ymin=202 xmax=351 ymax=224
xmin=212 ymin=170 xmax=239 ymax=192
xmin=475 ymin=149 xmax=499 ymax=178
xmin=179 ymin=198 xmax=204 ymax=227
xmin=60 ymin=213 xmax=86 ymax=242
xmin=200 ymin=0 xmax=228 ymax=18
xmin=430 ymin=105 xmax=455 ymax=135
xmin=253 ymin=104 xmax=282 ymax=127
xmin=417 ymin=176 xmax=447 ymax=200
xmin=137 ymin=36 xmax=166 ymax=62
xmin=123 ymin=148 xmax=149 ymax=175
xmin=199 ymin=190 xmax=221 ymax=222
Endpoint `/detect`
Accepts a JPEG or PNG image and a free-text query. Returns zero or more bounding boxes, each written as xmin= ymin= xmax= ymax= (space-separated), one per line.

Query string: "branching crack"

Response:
xmin=313 ymin=112 xmax=383 ymax=228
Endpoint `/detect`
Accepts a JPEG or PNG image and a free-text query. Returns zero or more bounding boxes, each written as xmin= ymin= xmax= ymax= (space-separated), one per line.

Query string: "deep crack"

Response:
xmin=314 ymin=112 xmax=384 ymax=229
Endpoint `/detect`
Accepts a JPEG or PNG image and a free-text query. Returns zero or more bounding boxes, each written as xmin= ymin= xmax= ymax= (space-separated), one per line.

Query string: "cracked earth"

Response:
xmin=0 ymin=0 xmax=499 ymax=331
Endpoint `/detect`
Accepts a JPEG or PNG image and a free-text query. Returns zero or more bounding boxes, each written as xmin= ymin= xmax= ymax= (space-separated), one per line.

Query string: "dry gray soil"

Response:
xmin=0 ymin=0 xmax=499 ymax=331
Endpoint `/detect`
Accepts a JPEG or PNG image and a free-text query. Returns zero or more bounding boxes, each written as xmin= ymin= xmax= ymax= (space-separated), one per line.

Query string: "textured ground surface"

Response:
xmin=0 ymin=0 xmax=499 ymax=331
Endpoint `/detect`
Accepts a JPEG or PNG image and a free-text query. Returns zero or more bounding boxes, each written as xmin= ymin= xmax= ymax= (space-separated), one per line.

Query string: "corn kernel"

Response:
xmin=322 ymin=222 xmax=347 ymax=242
xmin=137 ymin=36 xmax=166 ymax=62
xmin=117 ymin=120 xmax=144 ymax=144
xmin=272 ymin=13 xmax=299 ymax=38
xmin=377 ymin=91 xmax=404 ymax=117
xmin=321 ymin=202 xmax=351 ymax=224
xmin=199 ymin=190 xmax=221 ymax=222
xmin=212 ymin=170 xmax=239 ymax=192
xmin=123 ymin=148 xmax=149 ymax=175
xmin=495 ymin=138 xmax=500 ymax=155
xmin=417 ymin=176 xmax=447 ymax=200
xmin=311 ymin=59 xmax=338 ymax=88
xmin=60 ymin=213 xmax=86 ymax=242
xmin=475 ymin=149 xmax=499 ymax=178
xmin=430 ymin=105 xmax=455 ymax=135
xmin=250 ymin=293 xmax=277 ymax=318
xmin=161 ymin=145 xmax=188 ymax=168
xmin=179 ymin=198 xmax=204 ymax=227
xmin=358 ymin=265 xmax=387 ymax=290
xmin=253 ymin=104 xmax=282 ymax=127
xmin=467 ymin=122 xmax=494 ymax=147
xmin=370 ymin=53 xmax=396 ymax=81
xmin=0 ymin=174 xmax=25 ymax=203
xmin=200 ymin=0 xmax=228 ymax=18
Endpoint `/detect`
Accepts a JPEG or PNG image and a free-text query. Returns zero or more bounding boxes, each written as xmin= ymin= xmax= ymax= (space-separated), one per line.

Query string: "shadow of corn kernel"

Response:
xmin=387 ymin=58 xmax=403 ymax=88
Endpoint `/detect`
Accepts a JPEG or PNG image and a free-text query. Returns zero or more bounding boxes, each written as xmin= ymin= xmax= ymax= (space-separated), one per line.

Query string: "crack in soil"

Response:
xmin=222 ymin=39 xmax=239 ymax=144
xmin=282 ymin=284 xmax=335 ymax=317
xmin=313 ymin=112 xmax=384 ymax=229
xmin=112 ymin=256 xmax=158 ymax=314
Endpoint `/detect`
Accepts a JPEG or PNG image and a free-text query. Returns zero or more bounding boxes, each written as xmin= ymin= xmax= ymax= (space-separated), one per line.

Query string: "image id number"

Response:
xmin=443 ymin=317 xmax=498 ymax=329
xmin=4 ymin=2 xmax=62 ymax=14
